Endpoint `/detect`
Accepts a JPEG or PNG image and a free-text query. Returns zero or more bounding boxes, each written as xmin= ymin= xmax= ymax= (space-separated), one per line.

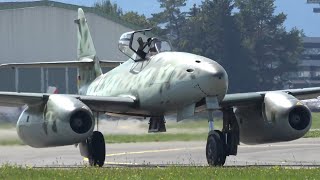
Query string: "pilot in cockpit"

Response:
xmin=148 ymin=38 xmax=162 ymax=57
xmin=136 ymin=37 xmax=149 ymax=59
xmin=137 ymin=37 xmax=167 ymax=59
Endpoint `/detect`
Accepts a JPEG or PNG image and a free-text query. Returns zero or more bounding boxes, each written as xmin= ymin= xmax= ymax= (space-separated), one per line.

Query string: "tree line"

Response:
xmin=94 ymin=0 xmax=303 ymax=93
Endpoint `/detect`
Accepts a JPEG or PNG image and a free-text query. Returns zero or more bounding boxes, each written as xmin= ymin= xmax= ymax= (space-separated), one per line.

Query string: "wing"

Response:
xmin=220 ymin=87 xmax=320 ymax=107
xmin=0 ymin=92 xmax=137 ymax=114
xmin=0 ymin=59 xmax=123 ymax=68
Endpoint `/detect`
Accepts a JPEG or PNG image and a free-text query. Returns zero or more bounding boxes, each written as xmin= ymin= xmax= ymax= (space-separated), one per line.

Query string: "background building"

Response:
xmin=290 ymin=37 xmax=320 ymax=88
xmin=0 ymin=1 xmax=135 ymax=94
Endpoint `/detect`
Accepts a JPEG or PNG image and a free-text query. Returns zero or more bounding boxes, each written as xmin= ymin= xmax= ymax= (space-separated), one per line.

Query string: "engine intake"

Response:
xmin=289 ymin=106 xmax=311 ymax=131
xmin=70 ymin=110 xmax=93 ymax=134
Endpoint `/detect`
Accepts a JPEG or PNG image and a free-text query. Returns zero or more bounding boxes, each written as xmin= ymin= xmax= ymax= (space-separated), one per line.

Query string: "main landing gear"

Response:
xmin=148 ymin=116 xmax=166 ymax=133
xmin=205 ymin=97 xmax=239 ymax=166
xmin=79 ymin=113 xmax=106 ymax=167
xmin=79 ymin=131 xmax=106 ymax=167
xmin=87 ymin=131 xmax=106 ymax=167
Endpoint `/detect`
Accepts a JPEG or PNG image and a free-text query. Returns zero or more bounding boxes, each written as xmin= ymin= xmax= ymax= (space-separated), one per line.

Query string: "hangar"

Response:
xmin=0 ymin=1 xmax=134 ymax=94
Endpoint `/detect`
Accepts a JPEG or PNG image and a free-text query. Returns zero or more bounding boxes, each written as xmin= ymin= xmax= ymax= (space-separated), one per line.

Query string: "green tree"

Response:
xmin=94 ymin=0 xmax=123 ymax=17
xmin=235 ymin=0 xmax=303 ymax=90
xmin=121 ymin=11 xmax=154 ymax=28
xmin=178 ymin=0 xmax=256 ymax=92
xmin=150 ymin=0 xmax=187 ymax=47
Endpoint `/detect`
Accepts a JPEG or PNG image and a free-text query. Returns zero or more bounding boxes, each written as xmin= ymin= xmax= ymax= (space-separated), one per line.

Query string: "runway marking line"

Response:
xmin=241 ymin=143 xmax=320 ymax=148
xmin=83 ymin=158 xmax=137 ymax=165
xmin=106 ymin=147 xmax=203 ymax=157
xmin=83 ymin=143 xmax=320 ymax=164
xmin=83 ymin=147 xmax=202 ymax=164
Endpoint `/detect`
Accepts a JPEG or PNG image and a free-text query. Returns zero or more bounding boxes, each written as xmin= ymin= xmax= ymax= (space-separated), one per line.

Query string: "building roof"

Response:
xmin=300 ymin=60 xmax=320 ymax=67
xmin=303 ymin=37 xmax=320 ymax=44
xmin=0 ymin=0 xmax=140 ymax=30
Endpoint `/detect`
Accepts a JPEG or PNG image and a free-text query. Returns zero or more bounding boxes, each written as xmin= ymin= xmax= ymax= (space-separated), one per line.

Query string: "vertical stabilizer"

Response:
xmin=76 ymin=8 xmax=96 ymax=59
xmin=75 ymin=8 xmax=102 ymax=94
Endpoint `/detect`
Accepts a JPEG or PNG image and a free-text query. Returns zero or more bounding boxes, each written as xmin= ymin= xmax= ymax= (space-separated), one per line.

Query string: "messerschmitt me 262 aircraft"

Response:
xmin=0 ymin=8 xmax=319 ymax=167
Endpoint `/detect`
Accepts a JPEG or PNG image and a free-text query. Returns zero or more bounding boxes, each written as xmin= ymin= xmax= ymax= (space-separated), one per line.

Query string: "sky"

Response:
xmin=2 ymin=0 xmax=320 ymax=37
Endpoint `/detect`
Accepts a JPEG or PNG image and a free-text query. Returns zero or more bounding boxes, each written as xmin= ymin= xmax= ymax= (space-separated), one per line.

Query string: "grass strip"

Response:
xmin=2 ymin=129 xmax=320 ymax=146
xmin=304 ymin=130 xmax=320 ymax=138
xmin=1 ymin=166 xmax=320 ymax=180
xmin=0 ymin=123 xmax=15 ymax=129
xmin=0 ymin=139 xmax=24 ymax=146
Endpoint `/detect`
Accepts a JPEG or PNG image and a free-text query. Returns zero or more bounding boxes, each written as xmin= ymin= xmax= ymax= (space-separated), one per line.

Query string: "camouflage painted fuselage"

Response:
xmin=86 ymin=52 xmax=228 ymax=116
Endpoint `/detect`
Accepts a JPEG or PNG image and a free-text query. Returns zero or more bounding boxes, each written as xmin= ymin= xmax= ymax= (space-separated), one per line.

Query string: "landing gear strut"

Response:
xmin=148 ymin=116 xmax=166 ymax=133
xmin=205 ymin=97 xmax=239 ymax=166
xmin=206 ymin=108 xmax=226 ymax=166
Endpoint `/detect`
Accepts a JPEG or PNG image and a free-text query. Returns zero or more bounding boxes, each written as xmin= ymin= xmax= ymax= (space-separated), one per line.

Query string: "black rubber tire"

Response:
xmin=214 ymin=130 xmax=227 ymax=165
xmin=88 ymin=131 xmax=106 ymax=167
xmin=206 ymin=130 xmax=226 ymax=166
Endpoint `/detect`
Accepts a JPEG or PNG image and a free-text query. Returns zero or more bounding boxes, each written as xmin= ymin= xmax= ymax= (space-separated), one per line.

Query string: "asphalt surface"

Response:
xmin=1 ymin=138 xmax=320 ymax=167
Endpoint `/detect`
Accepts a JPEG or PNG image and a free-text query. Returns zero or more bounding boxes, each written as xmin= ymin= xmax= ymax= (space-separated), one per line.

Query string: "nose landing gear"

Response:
xmin=205 ymin=97 xmax=239 ymax=166
xmin=206 ymin=129 xmax=226 ymax=166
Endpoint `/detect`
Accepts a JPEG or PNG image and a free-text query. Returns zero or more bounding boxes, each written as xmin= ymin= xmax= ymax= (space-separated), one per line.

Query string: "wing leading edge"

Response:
xmin=221 ymin=87 xmax=320 ymax=107
xmin=0 ymin=92 xmax=137 ymax=113
xmin=0 ymin=59 xmax=123 ymax=69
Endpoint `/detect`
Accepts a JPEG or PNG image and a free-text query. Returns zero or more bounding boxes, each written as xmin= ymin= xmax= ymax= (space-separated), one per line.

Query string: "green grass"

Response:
xmin=167 ymin=119 xmax=222 ymax=129
xmin=312 ymin=112 xmax=320 ymax=129
xmin=100 ymin=112 xmax=320 ymax=142
xmin=0 ymin=166 xmax=320 ymax=180
xmin=304 ymin=130 xmax=320 ymax=138
xmin=0 ymin=139 xmax=24 ymax=146
xmin=4 ymin=130 xmax=320 ymax=145
xmin=0 ymin=123 xmax=15 ymax=129
xmin=105 ymin=133 xmax=208 ymax=143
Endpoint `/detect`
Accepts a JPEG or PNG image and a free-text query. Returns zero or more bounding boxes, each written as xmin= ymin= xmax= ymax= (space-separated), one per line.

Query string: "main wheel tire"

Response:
xmin=88 ymin=131 xmax=106 ymax=167
xmin=206 ymin=130 xmax=226 ymax=166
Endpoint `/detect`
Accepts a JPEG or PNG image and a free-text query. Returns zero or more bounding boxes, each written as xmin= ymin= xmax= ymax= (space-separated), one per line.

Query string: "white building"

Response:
xmin=290 ymin=37 xmax=320 ymax=88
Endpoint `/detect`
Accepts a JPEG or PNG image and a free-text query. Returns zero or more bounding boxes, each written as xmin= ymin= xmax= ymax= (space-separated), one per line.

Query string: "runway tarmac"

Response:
xmin=1 ymin=138 xmax=320 ymax=167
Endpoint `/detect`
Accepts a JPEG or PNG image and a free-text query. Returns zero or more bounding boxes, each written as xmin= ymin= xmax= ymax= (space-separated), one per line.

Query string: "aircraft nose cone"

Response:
xmin=197 ymin=62 xmax=228 ymax=101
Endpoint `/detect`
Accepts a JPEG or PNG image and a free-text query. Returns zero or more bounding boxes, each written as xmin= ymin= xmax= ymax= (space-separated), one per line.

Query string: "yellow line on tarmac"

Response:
xmin=83 ymin=147 xmax=202 ymax=165
xmin=106 ymin=147 xmax=203 ymax=157
xmin=83 ymin=158 xmax=136 ymax=165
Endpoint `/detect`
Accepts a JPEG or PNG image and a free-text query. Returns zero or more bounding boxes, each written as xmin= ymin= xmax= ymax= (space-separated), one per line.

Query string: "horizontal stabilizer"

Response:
xmin=0 ymin=60 xmax=123 ymax=69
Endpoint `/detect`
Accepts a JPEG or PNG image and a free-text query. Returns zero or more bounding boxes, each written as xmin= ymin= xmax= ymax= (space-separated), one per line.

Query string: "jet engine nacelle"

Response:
xmin=16 ymin=95 xmax=95 ymax=147
xmin=234 ymin=91 xmax=311 ymax=144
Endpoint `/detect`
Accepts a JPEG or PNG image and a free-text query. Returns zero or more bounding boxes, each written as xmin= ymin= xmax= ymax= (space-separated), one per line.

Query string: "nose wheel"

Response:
xmin=206 ymin=130 xmax=226 ymax=166
xmin=205 ymin=105 xmax=240 ymax=166
xmin=206 ymin=109 xmax=226 ymax=166
xmin=205 ymin=97 xmax=238 ymax=166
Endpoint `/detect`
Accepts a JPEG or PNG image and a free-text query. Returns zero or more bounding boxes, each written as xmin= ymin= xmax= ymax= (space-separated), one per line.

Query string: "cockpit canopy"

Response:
xmin=118 ymin=28 xmax=172 ymax=61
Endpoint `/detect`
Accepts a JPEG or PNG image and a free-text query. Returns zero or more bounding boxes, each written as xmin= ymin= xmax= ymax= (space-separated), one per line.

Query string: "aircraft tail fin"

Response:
xmin=75 ymin=8 xmax=102 ymax=94
xmin=75 ymin=8 xmax=96 ymax=60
